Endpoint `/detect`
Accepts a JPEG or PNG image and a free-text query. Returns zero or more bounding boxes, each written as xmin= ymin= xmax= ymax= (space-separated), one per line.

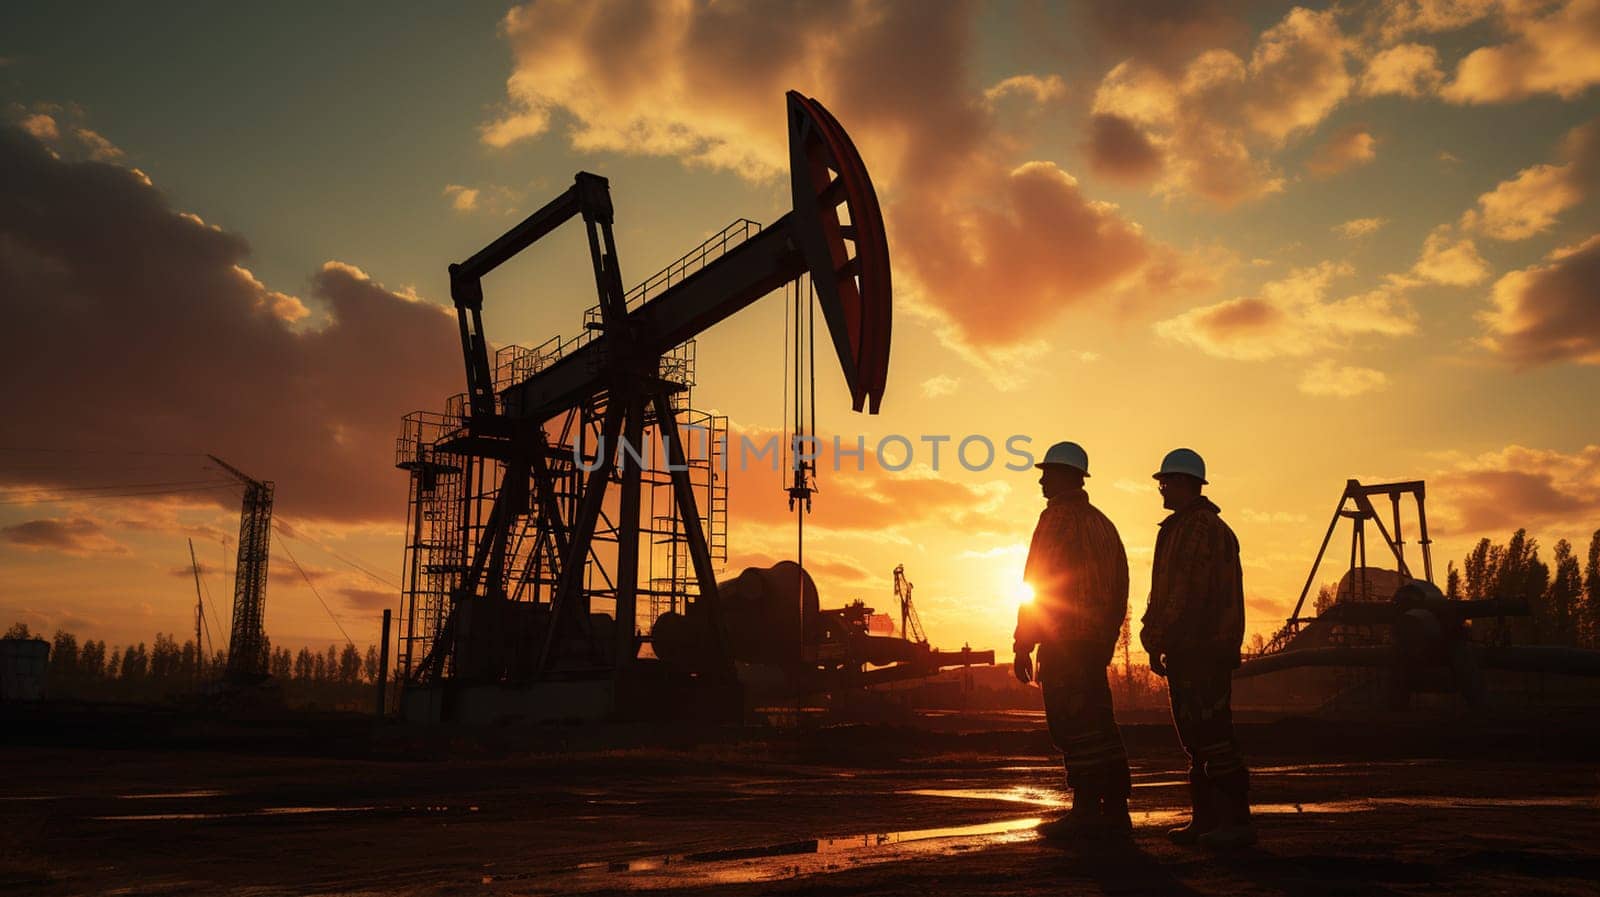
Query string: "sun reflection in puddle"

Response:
xmin=529 ymin=816 xmax=1045 ymax=889
xmin=91 ymin=806 xmax=376 ymax=821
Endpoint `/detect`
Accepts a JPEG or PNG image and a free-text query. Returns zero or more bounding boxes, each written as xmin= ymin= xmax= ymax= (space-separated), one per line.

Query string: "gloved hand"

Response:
xmin=1013 ymin=650 xmax=1034 ymax=685
xmin=1149 ymin=652 xmax=1168 ymax=677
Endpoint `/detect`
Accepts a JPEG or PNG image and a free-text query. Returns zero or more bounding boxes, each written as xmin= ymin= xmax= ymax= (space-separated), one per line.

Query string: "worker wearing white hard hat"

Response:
xmin=1014 ymin=440 xmax=1131 ymax=839
xmin=1141 ymin=448 xmax=1253 ymax=850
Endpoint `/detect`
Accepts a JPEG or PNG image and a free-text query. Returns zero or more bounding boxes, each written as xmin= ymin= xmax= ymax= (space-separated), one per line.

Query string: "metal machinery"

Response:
xmin=394 ymin=92 xmax=909 ymax=723
xmin=208 ymin=454 xmax=274 ymax=684
xmin=651 ymin=562 xmax=990 ymax=698
xmin=1237 ymin=479 xmax=1600 ymax=712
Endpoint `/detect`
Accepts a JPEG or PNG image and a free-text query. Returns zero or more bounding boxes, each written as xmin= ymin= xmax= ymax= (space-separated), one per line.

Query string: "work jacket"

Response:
xmin=1141 ymin=496 xmax=1245 ymax=669
xmin=1013 ymin=489 xmax=1129 ymax=662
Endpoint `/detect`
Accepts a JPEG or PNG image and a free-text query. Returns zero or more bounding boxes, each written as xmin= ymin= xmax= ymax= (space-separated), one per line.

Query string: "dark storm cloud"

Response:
xmin=0 ymin=124 xmax=462 ymax=523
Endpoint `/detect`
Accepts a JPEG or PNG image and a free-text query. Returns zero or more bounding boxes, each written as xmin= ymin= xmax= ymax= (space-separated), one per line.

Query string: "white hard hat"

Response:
xmin=1153 ymin=448 xmax=1207 ymax=484
xmin=1036 ymin=441 xmax=1090 ymax=476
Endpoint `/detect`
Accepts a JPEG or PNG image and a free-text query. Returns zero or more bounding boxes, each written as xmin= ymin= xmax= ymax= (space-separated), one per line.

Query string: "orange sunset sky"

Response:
xmin=1 ymin=1 xmax=1598 ymax=663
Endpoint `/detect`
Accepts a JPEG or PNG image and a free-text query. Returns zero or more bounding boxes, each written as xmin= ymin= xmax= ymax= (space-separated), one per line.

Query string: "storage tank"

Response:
xmin=0 ymin=638 xmax=50 ymax=702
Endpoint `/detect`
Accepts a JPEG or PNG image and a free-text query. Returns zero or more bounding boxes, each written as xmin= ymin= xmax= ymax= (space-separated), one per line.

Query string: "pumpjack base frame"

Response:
xmin=401 ymin=661 xmax=742 ymax=725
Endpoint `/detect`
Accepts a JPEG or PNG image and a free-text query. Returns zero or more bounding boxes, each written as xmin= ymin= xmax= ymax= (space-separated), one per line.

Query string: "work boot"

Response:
xmin=1036 ymin=789 xmax=1103 ymax=841
xmin=1198 ymin=769 xmax=1255 ymax=850
xmin=1167 ymin=769 xmax=1216 ymax=845
xmin=1099 ymin=794 xmax=1133 ymax=838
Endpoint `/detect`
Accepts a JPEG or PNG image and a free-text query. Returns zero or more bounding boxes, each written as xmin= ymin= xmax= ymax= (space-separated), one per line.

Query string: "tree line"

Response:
xmin=1 ymin=623 xmax=386 ymax=709
xmin=1441 ymin=528 xmax=1600 ymax=648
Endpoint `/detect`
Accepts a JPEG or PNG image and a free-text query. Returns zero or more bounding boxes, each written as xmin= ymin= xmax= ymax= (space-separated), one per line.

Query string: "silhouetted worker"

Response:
xmin=1013 ymin=441 xmax=1131 ymax=839
xmin=1141 ymin=448 xmax=1254 ymax=849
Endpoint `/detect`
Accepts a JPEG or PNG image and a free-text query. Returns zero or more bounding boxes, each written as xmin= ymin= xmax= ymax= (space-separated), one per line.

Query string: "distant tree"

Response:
xmin=338 ymin=644 xmax=362 ymax=683
xmin=363 ymin=645 xmax=380 ymax=683
xmin=1547 ymin=540 xmax=1581 ymax=646
xmin=1246 ymin=632 xmax=1267 ymax=656
xmin=51 ymin=631 xmax=80 ymax=681
xmin=181 ymin=639 xmax=200 ymax=681
xmin=325 ymin=645 xmax=340 ymax=683
xmin=1313 ymin=583 xmax=1337 ymax=615
xmin=80 ymin=640 xmax=107 ymax=679
xmin=4 ymin=622 xmax=32 ymax=639
xmin=1463 ymin=538 xmax=1495 ymax=600
xmin=312 ymin=651 xmax=328 ymax=682
xmin=150 ymin=633 xmax=181 ymax=680
xmin=121 ymin=643 xmax=149 ymax=680
xmin=1584 ymin=530 xmax=1600 ymax=648
xmin=294 ymin=647 xmax=315 ymax=681
xmin=271 ymin=647 xmax=293 ymax=679
xmin=1445 ymin=562 xmax=1461 ymax=599
xmin=107 ymin=648 xmax=122 ymax=678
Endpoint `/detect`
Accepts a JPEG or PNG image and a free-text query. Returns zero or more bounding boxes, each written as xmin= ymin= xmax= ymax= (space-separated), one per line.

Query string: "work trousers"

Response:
xmin=1166 ymin=661 xmax=1247 ymax=781
xmin=1038 ymin=641 xmax=1130 ymax=798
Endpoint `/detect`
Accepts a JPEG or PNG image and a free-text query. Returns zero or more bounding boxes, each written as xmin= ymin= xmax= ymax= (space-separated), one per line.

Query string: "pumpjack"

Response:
xmin=394 ymin=92 xmax=895 ymax=723
xmin=1236 ymin=479 xmax=1600 ymax=714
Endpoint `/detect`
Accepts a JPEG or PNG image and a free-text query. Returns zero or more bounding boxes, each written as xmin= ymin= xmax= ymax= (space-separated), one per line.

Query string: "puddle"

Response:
xmin=905 ymin=787 xmax=1064 ymax=807
xmin=115 ymin=790 xmax=227 ymax=800
xmin=906 ymin=788 xmax=1598 ymax=819
xmin=505 ymin=816 xmax=1043 ymax=891
xmin=91 ymin=806 xmax=375 ymax=821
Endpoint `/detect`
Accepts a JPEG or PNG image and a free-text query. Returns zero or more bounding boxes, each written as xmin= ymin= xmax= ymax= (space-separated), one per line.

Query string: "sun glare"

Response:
xmin=1013 ymin=580 xmax=1035 ymax=606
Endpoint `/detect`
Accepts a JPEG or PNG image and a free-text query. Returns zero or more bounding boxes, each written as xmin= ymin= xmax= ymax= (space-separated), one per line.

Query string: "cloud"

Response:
xmin=893 ymin=162 xmax=1151 ymax=348
xmin=920 ymin=374 xmax=960 ymax=398
xmin=0 ymin=123 xmax=462 ymax=523
xmin=1083 ymin=112 xmax=1165 ymax=185
xmin=1359 ymin=42 xmax=1445 ymax=96
xmin=1479 ymin=234 xmax=1600 ymax=366
xmin=983 ymin=74 xmax=1067 ymax=105
xmin=1412 ymin=226 xmax=1491 ymax=284
xmin=338 ymin=587 xmax=395 ymax=613
xmin=1298 ymin=360 xmax=1390 ymax=397
xmin=1090 ymin=6 xmax=1353 ymax=206
xmin=1239 ymin=508 xmax=1309 ymax=524
xmin=1335 ymin=216 xmax=1388 ymax=237
xmin=1305 ymin=126 xmax=1377 ymax=177
xmin=19 ymin=113 xmax=58 ymax=141
xmin=443 ymin=184 xmax=479 ymax=212
xmin=1082 ymin=0 xmax=1253 ymax=72
xmin=1461 ymin=117 xmax=1600 ymax=241
xmin=1430 ymin=443 xmax=1600 ymax=535
xmin=1 ymin=517 xmax=126 ymax=556
xmin=1367 ymin=0 xmax=1499 ymax=43
xmin=481 ymin=1 xmax=1183 ymax=358
xmin=1155 ymin=262 xmax=1417 ymax=360
xmin=1442 ymin=0 xmax=1600 ymax=103
xmin=722 ymin=425 xmax=1010 ymax=539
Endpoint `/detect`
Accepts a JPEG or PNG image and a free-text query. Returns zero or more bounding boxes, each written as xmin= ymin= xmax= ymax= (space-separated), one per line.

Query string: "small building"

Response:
xmin=0 ymin=638 xmax=50 ymax=702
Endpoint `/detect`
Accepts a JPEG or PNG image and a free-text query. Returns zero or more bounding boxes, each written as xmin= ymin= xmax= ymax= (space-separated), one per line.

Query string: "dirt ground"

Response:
xmin=3 ymin=707 xmax=1598 ymax=896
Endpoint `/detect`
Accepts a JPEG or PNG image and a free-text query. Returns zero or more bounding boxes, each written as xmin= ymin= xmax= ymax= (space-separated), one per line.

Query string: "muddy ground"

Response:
xmin=3 ymin=706 xmax=1598 ymax=896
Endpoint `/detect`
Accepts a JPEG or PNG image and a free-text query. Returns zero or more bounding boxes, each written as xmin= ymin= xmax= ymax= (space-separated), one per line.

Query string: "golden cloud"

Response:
xmin=483 ymin=1 xmax=1175 ymax=360
xmin=1306 ymin=126 xmax=1378 ymax=177
xmin=1090 ymin=6 xmax=1353 ymax=206
xmin=1479 ymin=234 xmax=1600 ymax=366
xmin=1442 ymin=0 xmax=1600 ymax=104
xmin=1430 ymin=443 xmax=1600 ymax=536
xmin=1297 ymin=360 xmax=1390 ymax=397
xmin=1155 ymin=262 xmax=1417 ymax=360
xmin=1462 ymin=116 xmax=1600 ymax=240
xmin=1359 ymin=42 xmax=1445 ymax=97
